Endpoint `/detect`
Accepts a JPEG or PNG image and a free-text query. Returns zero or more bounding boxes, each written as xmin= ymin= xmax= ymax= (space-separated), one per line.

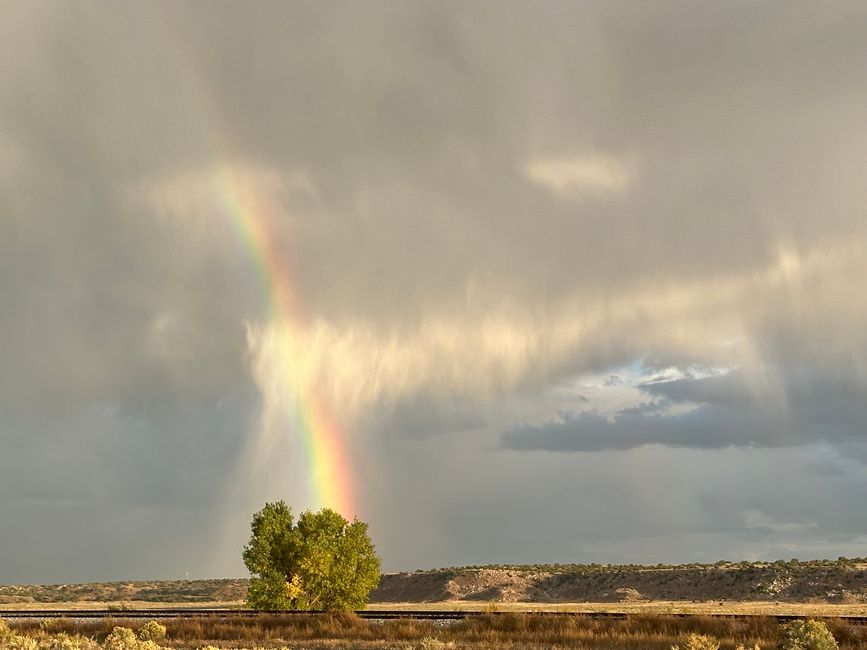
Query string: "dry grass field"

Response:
xmin=4 ymin=611 xmax=867 ymax=649
xmin=371 ymin=599 xmax=867 ymax=617
xmin=6 ymin=599 xmax=867 ymax=618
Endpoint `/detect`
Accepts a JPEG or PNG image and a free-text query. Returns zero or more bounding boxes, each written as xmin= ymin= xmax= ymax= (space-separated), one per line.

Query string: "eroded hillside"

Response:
xmin=3 ymin=560 xmax=867 ymax=605
xmin=0 ymin=579 xmax=247 ymax=604
xmin=372 ymin=560 xmax=867 ymax=604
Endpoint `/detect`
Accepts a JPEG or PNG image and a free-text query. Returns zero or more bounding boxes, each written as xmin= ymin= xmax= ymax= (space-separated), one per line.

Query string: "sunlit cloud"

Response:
xmin=246 ymin=238 xmax=867 ymax=425
xmin=523 ymin=153 xmax=632 ymax=198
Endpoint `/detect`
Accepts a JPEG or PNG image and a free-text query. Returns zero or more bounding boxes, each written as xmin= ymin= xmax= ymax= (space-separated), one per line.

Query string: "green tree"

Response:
xmin=242 ymin=501 xmax=381 ymax=610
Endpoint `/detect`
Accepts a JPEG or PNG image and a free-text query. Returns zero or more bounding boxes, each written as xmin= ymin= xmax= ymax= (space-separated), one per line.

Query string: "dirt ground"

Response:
xmin=4 ymin=599 xmax=867 ymax=618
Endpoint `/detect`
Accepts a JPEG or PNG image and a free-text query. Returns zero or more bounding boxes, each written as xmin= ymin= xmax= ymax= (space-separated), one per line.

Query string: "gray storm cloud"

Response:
xmin=1 ymin=0 xmax=867 ymax=581
xmin=501 ymin=367 xmax=867 ymax=452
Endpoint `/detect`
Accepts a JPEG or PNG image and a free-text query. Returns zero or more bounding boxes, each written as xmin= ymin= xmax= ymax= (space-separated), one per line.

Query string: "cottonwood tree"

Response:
xmin=242 ymin=501 xmax=381 ymax=610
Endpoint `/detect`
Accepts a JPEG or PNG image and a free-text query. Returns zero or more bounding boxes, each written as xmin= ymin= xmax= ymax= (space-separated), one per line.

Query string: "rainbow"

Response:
xmin=216 ymin=165 xmax=356 ymax=519
xmin=162 ymin=13 xmax=356 ymax=519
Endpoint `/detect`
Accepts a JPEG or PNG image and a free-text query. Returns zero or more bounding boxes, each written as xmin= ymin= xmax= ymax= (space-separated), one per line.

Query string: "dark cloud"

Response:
xmin=373 ymin=395 xmax=487 ymax=439
xmin=502 ymin=367 xmax=867 ymax=452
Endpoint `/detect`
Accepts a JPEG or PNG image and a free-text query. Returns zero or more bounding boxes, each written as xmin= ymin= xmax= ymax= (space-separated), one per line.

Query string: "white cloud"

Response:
xmin=523 ymin=153 xmax=632 ymax=198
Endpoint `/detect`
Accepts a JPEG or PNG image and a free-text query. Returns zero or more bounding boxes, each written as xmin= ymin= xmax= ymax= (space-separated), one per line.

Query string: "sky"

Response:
xmin=2 ymin=1 xmax=867 ymax=584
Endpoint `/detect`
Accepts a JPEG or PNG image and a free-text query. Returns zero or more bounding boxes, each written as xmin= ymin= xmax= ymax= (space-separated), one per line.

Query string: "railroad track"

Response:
xmin=0 ymin=609 xmax=467 ymax=621
xmin=2 ymin=609 xmax=867 ymax=623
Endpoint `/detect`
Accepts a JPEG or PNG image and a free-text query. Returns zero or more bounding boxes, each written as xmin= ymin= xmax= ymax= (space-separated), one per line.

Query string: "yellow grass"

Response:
xmin=6 ymin=610 xmax=866 ymax=649
xmin=367 ymin=599 xmax=867 ymax=617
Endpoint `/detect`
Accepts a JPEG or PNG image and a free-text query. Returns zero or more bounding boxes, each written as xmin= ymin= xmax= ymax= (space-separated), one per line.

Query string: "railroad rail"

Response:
xmin=0 ymin=609 xmax=466 ymax=621
xmin=2 ymin=609 xmax=867 ymax=623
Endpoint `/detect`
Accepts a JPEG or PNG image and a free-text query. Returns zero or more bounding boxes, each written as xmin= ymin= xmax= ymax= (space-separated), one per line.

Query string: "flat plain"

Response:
xmin=5 ymin=562 xmax=867 ymax=648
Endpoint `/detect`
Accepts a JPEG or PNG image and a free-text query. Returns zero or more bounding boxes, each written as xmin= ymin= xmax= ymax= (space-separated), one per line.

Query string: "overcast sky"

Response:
xmin=2 ymin=1 xmax=867 ymax=584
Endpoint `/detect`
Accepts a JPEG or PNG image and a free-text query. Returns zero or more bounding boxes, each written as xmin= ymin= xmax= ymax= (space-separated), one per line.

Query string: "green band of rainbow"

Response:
xmin=163 ymin=11 xmax=356 ymax=518
xmin=219 ymin=166 xmax=355 ymax=518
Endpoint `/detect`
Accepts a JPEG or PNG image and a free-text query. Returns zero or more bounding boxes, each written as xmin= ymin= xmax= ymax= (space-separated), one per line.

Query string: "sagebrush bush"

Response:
xmin=671 ymin=633 xmax=721 ymax=650
xmin=38 ymin=620 xmax=57 ymax=633
xmin=46 ymin=632 xmax=100 ymax=650
xmin=780 ymin=620 xmax=838 ymax=650
xmin=0 ymin=620 xmax=103 ymax=650
xmin=0 ymin=629 xmax=99 ymax=650
xmin=103 ymin=626 xmax=164 ymax=650
xmin=103 ymin=627 xmax=139 ymax=650
xmin=137 ymin=621 xmax=166 ymax=642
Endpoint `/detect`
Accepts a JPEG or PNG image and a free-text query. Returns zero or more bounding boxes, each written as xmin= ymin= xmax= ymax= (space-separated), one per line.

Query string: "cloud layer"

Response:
xmin=2 ymin=0 xmax=867 ymax=581
xmin=502 ymin=366 xmax=867 ymax=452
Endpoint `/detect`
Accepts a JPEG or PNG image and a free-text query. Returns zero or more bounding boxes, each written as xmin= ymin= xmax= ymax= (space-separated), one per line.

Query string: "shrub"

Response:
xmin=137 ymin=622 xmax=166 ymax=642
xmin=103 ymin=628 xmax=139 ymax=650
xmin=779 ymin=620 xmax=838 ymax=650
xmin=48 ymin=632 xmax=100 ymax=650
xmin=671 ymin=633 xmax=720 ymax=650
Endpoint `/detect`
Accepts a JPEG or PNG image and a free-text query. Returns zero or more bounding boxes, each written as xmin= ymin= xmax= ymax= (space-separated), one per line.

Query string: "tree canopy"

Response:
xmin=242 ymin=501 xmax=381 ymax=610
